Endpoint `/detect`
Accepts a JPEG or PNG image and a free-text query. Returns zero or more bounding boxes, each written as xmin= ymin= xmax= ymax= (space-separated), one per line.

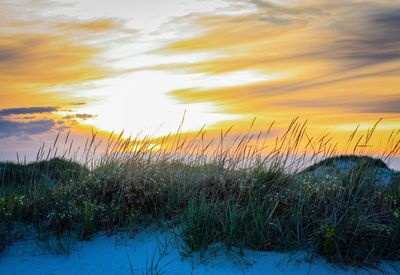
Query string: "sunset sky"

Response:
xmin=0 ymin=0 xmax=399 ymax=164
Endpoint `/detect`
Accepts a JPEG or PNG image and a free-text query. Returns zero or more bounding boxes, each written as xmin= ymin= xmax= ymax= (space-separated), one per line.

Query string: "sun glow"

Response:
xmin=73 ymin=69 xmax=274 ymax=137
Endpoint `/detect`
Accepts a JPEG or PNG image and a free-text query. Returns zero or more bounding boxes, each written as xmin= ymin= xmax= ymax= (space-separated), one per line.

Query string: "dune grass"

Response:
xmin=0 ymin=118 xmax=399 ymax=267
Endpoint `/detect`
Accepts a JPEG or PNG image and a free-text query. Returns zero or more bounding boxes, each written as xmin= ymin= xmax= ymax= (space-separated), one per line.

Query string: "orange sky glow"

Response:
xmin=0 ymin=0 xmax=399 ymax=167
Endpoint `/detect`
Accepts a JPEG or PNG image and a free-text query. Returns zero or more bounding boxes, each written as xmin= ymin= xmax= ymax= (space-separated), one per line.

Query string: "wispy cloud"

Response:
xmin=0 ymin=107 xmax=58 ymax=117
xmin=0 ymin=17 xmax=113 ymax=109
xmin=0 ymin=106 xmax=67 ymax=138
xmin=0 ymin=119 xmax=55 ymax=139
xmin=154 ymin=0 xmax=400 ymax=126
xmin=0 ymin=33 xmax=105 ymax=80
xmin=162 ymin=1 xmax=400 ymax=71
xmin=55 ymin=19 xmax=124 ymax=33
xmin=63 ymin=113 xmax=96 ymax=121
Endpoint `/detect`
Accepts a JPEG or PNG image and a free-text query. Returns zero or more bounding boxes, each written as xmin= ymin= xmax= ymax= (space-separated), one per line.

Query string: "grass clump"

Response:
xmin=182 ymin=196 xmax=219 ymax=253
xmin=0 ymin=118 xmax=399 ymax=268
xmin=0 ymin=223 xmax=8 ymax=252
xmin=0 ymin=158 xmax=87 ymax=186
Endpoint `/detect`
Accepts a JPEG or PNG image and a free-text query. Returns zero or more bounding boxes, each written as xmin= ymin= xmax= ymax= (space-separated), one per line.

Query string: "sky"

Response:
xmin=0 ymin=0 xmax=399 ymax=165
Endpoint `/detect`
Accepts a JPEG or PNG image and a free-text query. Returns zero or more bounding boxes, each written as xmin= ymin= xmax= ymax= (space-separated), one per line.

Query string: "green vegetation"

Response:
xmin=0 ymin=158 xmax=87 ymax=185
xmin=302 ymin=155 xmax=389 ymax=172
xmin=0 ymin=119 xmax=399 ymax=268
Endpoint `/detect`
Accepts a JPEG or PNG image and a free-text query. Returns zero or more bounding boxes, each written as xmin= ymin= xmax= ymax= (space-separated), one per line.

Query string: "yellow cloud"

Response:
xmin=0 ymin=32 xmax=107 ymax=108
xmin=55 ymin=19 xmax=122 ymax=32
xmin=146 ymin=1 xmax=400 ymax=158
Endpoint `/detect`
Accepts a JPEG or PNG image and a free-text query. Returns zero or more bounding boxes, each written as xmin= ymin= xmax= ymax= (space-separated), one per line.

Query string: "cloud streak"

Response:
xmin=63 ymin=113 xmax=96 ymax=120
xmin=0 ymin=17 xmax=115 ymax=109
xmin=55 ymin=19 xmax=124 ymax=32
xmin=154 ymin=0 xmax=400 ymax=129
xmin=0 ymin=119 xmax=55 ymax=139
xmin=0 ymin=107 xmax=58 ymax=117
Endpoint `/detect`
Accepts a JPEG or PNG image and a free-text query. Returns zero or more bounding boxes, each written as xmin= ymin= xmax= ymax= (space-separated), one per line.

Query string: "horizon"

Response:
xmin=1 ymin=0 xmax=399 ymax=167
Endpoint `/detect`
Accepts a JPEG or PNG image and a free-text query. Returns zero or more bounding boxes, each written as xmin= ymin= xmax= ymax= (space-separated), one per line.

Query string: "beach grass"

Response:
xmin=0 ymin=118 xmax=399 ymax=267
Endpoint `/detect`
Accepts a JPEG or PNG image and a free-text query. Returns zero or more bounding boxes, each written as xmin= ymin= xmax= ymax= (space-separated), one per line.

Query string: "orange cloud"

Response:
xmin=0 ymin=32 xmax=107 ymax=108
xmin=53 ymin=19 xmax=137 ymax=40
xmin=155 ymin=1 xmax=400 ymax=139
xmin=56 ymin=19 xmax=122 ymax=32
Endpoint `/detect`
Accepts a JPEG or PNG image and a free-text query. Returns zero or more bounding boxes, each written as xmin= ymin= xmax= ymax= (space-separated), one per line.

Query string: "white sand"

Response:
xmin=1 ymin=229 xmax=399 ymax=275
